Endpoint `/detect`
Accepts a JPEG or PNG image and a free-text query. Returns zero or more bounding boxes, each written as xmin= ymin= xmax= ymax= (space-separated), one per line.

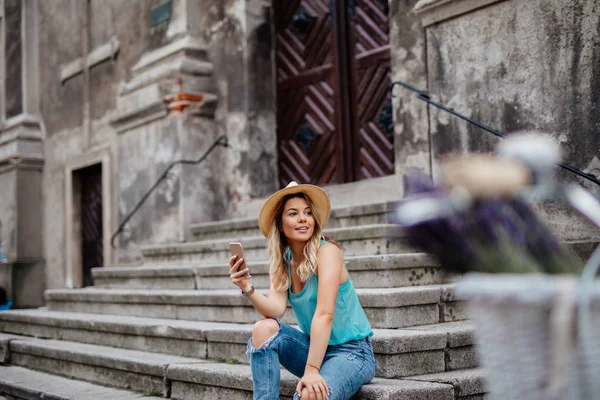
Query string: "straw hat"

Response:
xmin=257 ymin=181 xmax=331 ymax=237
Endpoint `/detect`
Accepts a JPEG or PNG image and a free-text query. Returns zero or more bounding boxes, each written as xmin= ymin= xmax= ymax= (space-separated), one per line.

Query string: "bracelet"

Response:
xmin=306 ymin=363 xmax=320 ymax=372
xmin=241 ymin=283 xmax=255 ymax=297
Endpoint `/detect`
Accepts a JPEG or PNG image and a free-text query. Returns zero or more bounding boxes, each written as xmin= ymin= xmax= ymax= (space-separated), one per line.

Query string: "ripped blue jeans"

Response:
xmin=246 ymin=319 xmax=377 ymax=400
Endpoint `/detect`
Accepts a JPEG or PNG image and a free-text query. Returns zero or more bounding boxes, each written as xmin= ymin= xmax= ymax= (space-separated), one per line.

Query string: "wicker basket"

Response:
xmin=456 ymin=273 xmax=600 ymax=400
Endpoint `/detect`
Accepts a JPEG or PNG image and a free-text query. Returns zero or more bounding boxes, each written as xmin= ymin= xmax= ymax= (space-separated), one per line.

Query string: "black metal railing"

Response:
xmin=391 ymin=80 xmax=600 ymax=187
xmin=110 ymin=135 xmax=229 ymax=248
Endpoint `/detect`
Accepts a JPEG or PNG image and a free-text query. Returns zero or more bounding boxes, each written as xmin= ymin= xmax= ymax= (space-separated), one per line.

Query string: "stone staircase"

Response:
xmin=0 ymin=201 xmax=486 ymax=399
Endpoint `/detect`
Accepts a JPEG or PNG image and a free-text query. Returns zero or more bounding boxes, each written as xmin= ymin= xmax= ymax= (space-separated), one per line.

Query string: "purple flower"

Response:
xmin=397 ymin=175 xmax=581 ymax=274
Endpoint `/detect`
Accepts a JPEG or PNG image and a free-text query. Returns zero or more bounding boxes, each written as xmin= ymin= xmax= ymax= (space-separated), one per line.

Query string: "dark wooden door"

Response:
xmin=80 ymin=164 xmax=103 ymax=287
xmin=347 ymin=0 xmax=394 ymax=180
xmin=274 ymin=0 xmax=393 ymax=185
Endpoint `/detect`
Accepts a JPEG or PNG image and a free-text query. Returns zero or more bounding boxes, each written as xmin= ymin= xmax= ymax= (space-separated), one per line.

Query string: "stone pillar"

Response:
xmin=201 ymin=0 xmax=277 ymax=218
xmin=0 ymin=0 xmax=45 ymax=307
xmin=111 ymin=1 xmax=220 ymax=262
xmin=389 ymin=0 xmax=431 ymax=186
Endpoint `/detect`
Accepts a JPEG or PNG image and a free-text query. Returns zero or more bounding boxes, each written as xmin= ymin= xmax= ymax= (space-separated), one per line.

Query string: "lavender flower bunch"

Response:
xmin=398 ymin=173 xmax=582 ymax=275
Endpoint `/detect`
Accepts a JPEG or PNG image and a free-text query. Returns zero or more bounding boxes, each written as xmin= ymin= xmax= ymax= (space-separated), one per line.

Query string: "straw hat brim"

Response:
xmin=257 ymin=182 xmax=331 ymax=237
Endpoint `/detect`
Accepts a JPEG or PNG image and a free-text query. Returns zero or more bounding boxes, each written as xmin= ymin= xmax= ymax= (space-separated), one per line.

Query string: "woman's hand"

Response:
xmin=229 ymin=255 xmax=251 ymax=290
xmin=296 ymin=370 xmax=329 ymax=399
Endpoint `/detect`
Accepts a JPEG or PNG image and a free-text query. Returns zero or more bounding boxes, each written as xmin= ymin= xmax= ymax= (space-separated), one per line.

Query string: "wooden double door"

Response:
xmin=275 ymin=0 xmax=393 ymax=185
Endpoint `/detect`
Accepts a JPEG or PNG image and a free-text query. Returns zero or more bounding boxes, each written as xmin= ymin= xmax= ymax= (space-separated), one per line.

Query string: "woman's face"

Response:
xmin=280 ymin=196 xmax=315 ymax=243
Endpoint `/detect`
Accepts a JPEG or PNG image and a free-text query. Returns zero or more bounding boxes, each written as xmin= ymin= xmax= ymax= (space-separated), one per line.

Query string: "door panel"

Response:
xmin=275 ymin=0 xmax=343 ymax=186
xmin=274 ymin=0 xmax=393 ymax=185
xmin=349 ymin=0 xmax=394 ymax=180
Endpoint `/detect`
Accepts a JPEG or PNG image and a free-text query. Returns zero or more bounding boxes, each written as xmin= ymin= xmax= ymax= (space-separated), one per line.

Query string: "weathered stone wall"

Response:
xmin=418 ymin=0 xmax=600 ymax=241
xmin=40 ymin=0 xmax=171 ymax=286
xmin=39 ymin=0 xmax=277 ymax=275
xmin=389 ymin=0 xmax=431 ymax=183
xmin=199 ymin=0 xmax=277 ymax=218
xmin=116 ymin=0 xmax=276 ymax=261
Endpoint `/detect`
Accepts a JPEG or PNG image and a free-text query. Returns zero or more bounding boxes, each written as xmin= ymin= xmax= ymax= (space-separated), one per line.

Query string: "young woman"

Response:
xmin=229 ymin=182 xmax=376 ymax=400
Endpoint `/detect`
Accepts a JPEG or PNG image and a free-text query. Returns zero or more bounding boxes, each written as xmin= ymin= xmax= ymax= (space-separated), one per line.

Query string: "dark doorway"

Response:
xmin=274 ymin=0 xmax=394 ymax=185
xmin=76 ymin=164 xmax=103 ymax=287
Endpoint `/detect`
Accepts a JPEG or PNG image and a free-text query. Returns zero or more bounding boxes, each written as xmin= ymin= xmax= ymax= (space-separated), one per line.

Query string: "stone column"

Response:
xmin=111 ymin=0 xmax=220 ymax=262
xmin=0 ymin=0 xmax=45 ymax=307
xmin=389 ymin=0 xmax=431 ymax=187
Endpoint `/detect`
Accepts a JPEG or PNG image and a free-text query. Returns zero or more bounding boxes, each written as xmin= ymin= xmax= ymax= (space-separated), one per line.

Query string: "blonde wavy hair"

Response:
xmin=267 ymin=193 xmax=332 ymax=291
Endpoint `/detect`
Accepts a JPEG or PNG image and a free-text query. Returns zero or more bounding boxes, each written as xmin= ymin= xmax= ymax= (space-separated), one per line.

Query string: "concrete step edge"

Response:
xmin=44 ymin=284 xmax=457 ymax=308
xmin=93 ymin=253 xmax=439 ymax=279
xmin=140 ymin=224 xmax=406 ymax=256
xmin=0 ymin=310 xmax=473 ymax=353
xmin=0 ymin=365 xmax=163 ymax=400
xmin=166 ymin=362 xmax=485 ymax=398
xmin=189 ymin=201 xmax=401 ymax=235
xmin=8 ymin=336 xmax=203 ymax=376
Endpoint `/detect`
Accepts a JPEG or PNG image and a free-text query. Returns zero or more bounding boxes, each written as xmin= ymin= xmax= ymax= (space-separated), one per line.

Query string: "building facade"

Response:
xmin=0 ymin=0 xmax=599 ymax=307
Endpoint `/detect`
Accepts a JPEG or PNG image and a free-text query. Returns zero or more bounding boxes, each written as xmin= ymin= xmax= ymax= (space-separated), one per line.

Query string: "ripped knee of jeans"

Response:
xmin=246 ymin=318 xmax=281 ymax=357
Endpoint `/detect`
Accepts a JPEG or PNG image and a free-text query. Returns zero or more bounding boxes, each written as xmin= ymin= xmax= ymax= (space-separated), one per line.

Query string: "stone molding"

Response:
xmin=131 ymin=36 xmax=208 ymax=76
xmin=0 ymin=114 xmax=44 ymax=170
xmin=120 ymin=36 xmax=212 ymax=96
xmin=414 ymin=0 xmax=508 ymax=27
xmin=60 ymin=36 xmax=120 ymax=83
xmin=111 ymin=35 xmax=216 ymax=133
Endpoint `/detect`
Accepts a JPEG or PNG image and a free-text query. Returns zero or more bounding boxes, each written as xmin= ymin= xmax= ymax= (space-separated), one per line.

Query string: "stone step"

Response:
xmin=93 ymin=253 xmax=447 ymax=290
xmin=0 ymin=310 xmax=476 ymax=378
xmin=141 ymin=224 xmax=411 ymax=264
xmin=0 ymin=365 xmax=163 ymax=400
xmin=167 ymin=363 xmax=485 ymax=400
xmin=0 ymin=333 xmax=203 ymax=396
xmin=0 ymin=332 xmax=483 ymax=399
xmin=45 ymin=285 xmax=466 ymax=329
xmin=191 ymin=201 xmax=401 ymax=240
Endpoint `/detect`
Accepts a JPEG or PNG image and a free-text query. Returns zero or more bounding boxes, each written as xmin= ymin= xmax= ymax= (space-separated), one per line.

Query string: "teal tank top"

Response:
xmin=285 ymin=241 xmax=373 ymax=345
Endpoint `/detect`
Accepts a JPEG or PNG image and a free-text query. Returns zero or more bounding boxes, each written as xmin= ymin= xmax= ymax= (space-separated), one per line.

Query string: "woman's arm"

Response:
xmin=245 ymin=282 xmax=288 ymax=318
xmin=295 ymin=243 xmax=343 ymax=397
xmin=229 ymin=255 xmax=288 ymax=318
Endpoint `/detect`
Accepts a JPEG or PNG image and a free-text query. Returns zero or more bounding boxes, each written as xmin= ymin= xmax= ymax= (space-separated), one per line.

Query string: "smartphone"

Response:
xmin=229 ymin=242 xmax=250 ymax=279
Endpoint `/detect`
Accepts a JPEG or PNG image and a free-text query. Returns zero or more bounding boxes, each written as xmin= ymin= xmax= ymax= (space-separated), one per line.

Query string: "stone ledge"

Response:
xmin=0 ymin=365 xmax=163 ymax=400
xmin=10 ymin=338 xmax=199 ymax=376
xmin=167 ymin=362 xmax=460 ymax=399
xmin=42 ymin=287 xmax=466 ymax=328
xmin=92 ymin=253 xmax=443 ymax=290
xmin=0 ymin=114 xmax=44 ymax=168
xmin=405 ymin=320 xmax=474 ymax=347
xmin=131 ymin=36 xmax=208 ymax=76
xmin=414 ymin=0 xmax=508 ymax=27
xmin=93 ymin=253 xmax=437 ymax=279
xmin=111 ymin=34 xmax=217 ymax=133
xmin=0 ymin=310 xmax=473 ymax=355
xmin=141 ymin=224 xmax=407 ymax=258
xmin=190 ymin=200 xmax=402 ymax=237
xmin=407 ymin=368 xmax=486 ymax=397
xmin=43 ymin=284 xmax=455 ymax=308
xmin=5 ymin=337 xmax=204 ymax=396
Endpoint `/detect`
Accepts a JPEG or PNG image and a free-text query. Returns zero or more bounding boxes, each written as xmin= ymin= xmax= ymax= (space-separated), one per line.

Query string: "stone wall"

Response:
xmin=389 ymin=0 xmax=431 ymax=182
xmin=198 ymin=0 xmax=277 ymax=218
xmin=0 ymin=0 xmax=45 ymax=307
xmin=39 ymin=0 xmax=277 ymax=281
xmin=411 ymin=0 xmax=600 ymax=241
xmin=40 ymin=0 xmax=173 ymax=285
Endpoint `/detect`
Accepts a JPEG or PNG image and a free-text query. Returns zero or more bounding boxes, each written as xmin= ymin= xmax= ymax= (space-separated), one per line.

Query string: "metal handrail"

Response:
xmin=110 ymin=135 xmax=229 ymax=248
xmin=391 ymin=80 xmax=600 ymax=187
